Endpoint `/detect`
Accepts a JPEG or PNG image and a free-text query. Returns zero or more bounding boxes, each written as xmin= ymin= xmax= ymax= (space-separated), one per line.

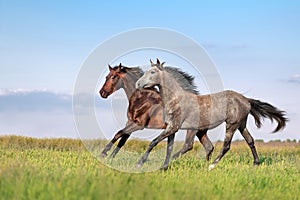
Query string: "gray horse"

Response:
xmin=136 ymin=59 xmax=287 ymax=170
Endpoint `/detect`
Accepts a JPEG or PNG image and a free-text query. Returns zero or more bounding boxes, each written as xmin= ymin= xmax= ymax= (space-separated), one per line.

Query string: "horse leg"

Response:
xmin=172 ymin=130 xmax=196 ymax=159
xmin=238 ymin=118 xmax=260 ymax=165
xmin=196 ymin=130 xmax=214 ymax=161
xmin=136 ymin=125 xmax=179 ymax=168
xmin=110 ymin=134 xmax=130 ymax=158
xmin=109 ymin=123 xmax=143 ymax=157
xmin=209 ymin=124 xmax=238 ymax=170
xmin=100 ymin=122 xmax=142 ymax=157
xmin=161 ymin=134 xmax=175 ymax=170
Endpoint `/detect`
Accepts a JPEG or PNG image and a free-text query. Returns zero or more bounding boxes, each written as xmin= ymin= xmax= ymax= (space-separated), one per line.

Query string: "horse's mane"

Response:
xmin=125 ymin=66 xmax=144 ymax=78
xmin=115 ymin=64 xmax=198 ymax=94
xmin=112 ymin=65 xmax=144 ymax=78
xmin=165 ymin=67 xmax=199 ymax=95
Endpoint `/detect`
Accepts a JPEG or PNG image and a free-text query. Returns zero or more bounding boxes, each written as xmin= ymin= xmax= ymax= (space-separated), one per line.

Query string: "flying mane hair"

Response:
xmin=123 ymin=66 xmax=144 ymax=78
xmin=115 ymin=64 xmax=198 ymax=94
xmin=164 ymin=66 xmax=199 ymax=95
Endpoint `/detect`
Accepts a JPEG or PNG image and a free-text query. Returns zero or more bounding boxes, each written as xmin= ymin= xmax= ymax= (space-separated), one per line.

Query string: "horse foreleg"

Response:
xmin=100 ymin=130 xmax=123 ymax=158
xmin=100 ymin=122 xmax=142 ymax=158
xmin=136 ymin=125 xmax=179 ymax=168
xmin=110 ymin=134 xmax=130 ymax=158
xmin=161 ymin=134 xmax=175 ymax=170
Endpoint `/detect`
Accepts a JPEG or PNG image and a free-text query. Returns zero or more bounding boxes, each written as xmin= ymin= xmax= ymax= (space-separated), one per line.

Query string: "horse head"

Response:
xmin=99 ymin=63 xmax=126 ymax=98
xmin=136 ymin=59 xmax=165 ymax=89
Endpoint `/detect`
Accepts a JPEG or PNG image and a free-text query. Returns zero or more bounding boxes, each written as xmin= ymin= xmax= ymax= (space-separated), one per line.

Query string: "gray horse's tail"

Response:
xmin=248 ymin=99 xmax=287 ymax=133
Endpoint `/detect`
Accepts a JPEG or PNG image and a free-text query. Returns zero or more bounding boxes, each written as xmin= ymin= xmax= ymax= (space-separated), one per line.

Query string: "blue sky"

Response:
xmin=0 ymin=1 xmax=300 ymax=141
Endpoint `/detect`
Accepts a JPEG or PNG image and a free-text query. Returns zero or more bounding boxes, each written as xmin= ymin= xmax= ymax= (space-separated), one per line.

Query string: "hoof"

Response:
xmin=109 ymin=153 xmax=116 ymax=158
xmin=100 ymin=152 xmax=107 ymax=158
xmin=160 ymin=165 xmax=169 ymax=171
xmin=206 ymin=155 xmax=210 ymax=161
xmin=206 ymin=152 xmax=213 ymax=161
xmin=208 ymin=164 xmax=216 ymax=171
xmin=136 ymin=163 xmax=143 ymax=168
xmin=136 ymin=159 xmax=144 ymax=168
xmin=253 ymin=161 xmax=260 ymax=166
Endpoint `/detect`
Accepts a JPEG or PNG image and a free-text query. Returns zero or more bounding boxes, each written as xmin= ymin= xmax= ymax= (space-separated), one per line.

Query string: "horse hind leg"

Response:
xmin=238 ymin=118 xmax=260 ymax=165
xmin=197 ymin=130 xmax=214 ymax=161
xmin=172 ymin=130 xmax=196 ymax=159
xmin=172 ymin=130 xmax=214 ymax=161
xmin=209 ymin=124 xmax=238 ymax=170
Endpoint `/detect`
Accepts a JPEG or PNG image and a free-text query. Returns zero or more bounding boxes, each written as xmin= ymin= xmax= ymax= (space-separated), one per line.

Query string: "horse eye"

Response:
xmin=151 ymin=71 xmax=155 ymax=74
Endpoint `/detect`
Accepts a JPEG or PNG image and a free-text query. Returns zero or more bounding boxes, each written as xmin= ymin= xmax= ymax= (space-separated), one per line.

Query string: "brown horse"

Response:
xmin=136 ymin=59 xmax=287 ymax=170
xmin=99 ymin=64 xmax=214 ymax=163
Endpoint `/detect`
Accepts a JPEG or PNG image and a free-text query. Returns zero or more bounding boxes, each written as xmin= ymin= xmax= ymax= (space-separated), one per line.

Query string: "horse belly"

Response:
xmin=180 ymin=102 xmax=226 ymax=130
xmin=181 ymin=115 xmax=224 ymax=130
xmin=146 ymin=104 xmax=166 ymax=129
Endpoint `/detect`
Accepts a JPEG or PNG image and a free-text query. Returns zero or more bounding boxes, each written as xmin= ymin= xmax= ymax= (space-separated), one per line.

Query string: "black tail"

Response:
xmin=248 ymin=99 xmax=288 ymax=133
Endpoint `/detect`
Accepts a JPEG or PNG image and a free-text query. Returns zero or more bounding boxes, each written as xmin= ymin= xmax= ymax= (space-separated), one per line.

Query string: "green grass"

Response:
xmin=0 ymin=136 xmax=299 ymax=200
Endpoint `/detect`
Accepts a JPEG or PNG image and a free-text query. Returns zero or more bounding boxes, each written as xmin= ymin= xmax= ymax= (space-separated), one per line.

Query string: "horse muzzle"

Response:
xmin=99 ymin=89 xmax=109 ymax=98
xmin=136 ymin=81 xmax=147 ymax=90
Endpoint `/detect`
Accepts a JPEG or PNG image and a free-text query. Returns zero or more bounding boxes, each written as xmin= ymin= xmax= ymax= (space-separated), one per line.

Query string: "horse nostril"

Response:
xmin=99 ymin=89 xmax=107 ymax=98
xmin=136 ymin=82 xmax=140 ymax=89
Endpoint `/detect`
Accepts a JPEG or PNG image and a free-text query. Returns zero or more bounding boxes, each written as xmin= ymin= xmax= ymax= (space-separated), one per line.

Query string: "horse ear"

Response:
xmin=155 ymin=59 xmax=164 ymax=70
xmin=108 ymin=64 xmax=112 ymax=71
xmin=150 ymin=59 xmax=154 ymax=66
xmin=156 ymin=58 xmax=160 ymax=65
xmin=118 ymin=63 xmax=124 ymax=71
xmin=116 ymin=65 xmax=121 ymax=72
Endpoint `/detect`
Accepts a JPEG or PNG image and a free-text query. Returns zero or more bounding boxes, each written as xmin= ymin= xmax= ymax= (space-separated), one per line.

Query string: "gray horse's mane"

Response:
xmin=119 ymin=65 xmax=198 ymax=94
xmin=164 ymin=67 xmax=199 ymax=95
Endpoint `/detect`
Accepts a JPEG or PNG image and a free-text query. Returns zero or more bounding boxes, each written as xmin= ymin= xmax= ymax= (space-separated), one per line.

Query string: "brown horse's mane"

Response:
xmin=112 ymin=65 xmax=144 ymax=79
xmin=124 ymin=66 xmax=144 ymax=78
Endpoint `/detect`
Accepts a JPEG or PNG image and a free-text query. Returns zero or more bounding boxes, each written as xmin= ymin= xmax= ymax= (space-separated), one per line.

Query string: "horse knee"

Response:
xmin=207 ymin=145 xmax=214 ymax=154
xmin=114 ymin=130 xmax=124 ymax=139
xmin=223 ymin=145 xmax=230 ymax=153
xmin=184 ymin=143 xmax=193 ymax=151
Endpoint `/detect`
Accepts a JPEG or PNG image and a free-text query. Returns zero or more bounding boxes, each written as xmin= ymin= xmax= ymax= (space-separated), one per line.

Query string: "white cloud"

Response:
xmin=0 ymin=89 xmax=72 ymax=112
xmin=288 ymin=74 xmax=300 ymax=84
xmin=0 ymin=88 xmax=111 ymax=138
xmin=0 ymin=89 xmax=77 ymax=137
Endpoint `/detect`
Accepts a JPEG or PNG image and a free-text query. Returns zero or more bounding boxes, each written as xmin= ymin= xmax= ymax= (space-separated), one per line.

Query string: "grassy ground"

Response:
xmin=0 ymin=136 xmax=299 ymax=200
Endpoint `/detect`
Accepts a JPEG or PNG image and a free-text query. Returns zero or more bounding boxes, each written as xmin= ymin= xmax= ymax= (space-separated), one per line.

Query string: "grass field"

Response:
xmin=0 ymin=136 xmax=299 ymax=200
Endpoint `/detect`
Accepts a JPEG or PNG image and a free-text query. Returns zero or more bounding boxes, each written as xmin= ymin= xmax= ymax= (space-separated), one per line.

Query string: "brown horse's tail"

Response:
xmin=248 ymin=99 xmax=288 ymax=133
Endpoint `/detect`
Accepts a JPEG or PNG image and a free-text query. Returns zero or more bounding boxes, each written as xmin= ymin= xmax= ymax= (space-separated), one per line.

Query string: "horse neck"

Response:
xmin=122 ymin=73 xmax=141 ymax=100
xmin=159 ymin=72 xmax=184 ymax=105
